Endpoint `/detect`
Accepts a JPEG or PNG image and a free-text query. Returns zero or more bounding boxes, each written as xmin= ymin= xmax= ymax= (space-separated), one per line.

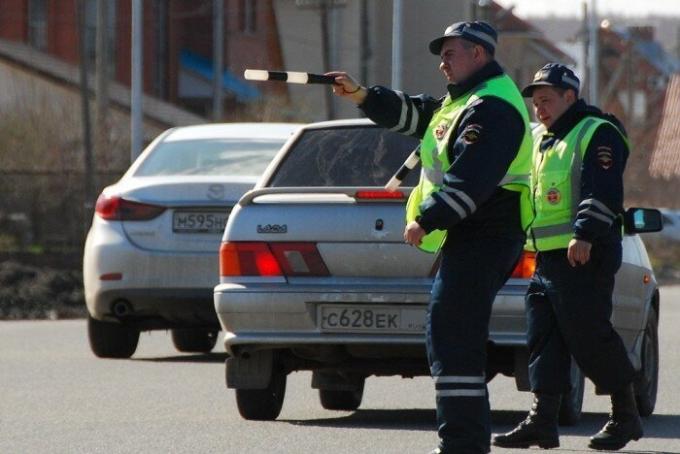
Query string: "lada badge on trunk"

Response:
xmin=257 ymin=224 xmax=288 ymax=234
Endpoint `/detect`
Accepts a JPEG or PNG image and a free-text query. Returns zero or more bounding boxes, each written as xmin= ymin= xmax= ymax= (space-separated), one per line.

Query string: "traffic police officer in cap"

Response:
xmin=330 ymin=21 xmax=533 ymax=454
xmin=493 ymin=63 xmax=643 ymax=451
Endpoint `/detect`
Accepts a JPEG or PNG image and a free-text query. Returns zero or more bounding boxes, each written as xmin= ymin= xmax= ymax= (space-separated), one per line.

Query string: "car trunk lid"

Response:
xmin=223 ymin=188 xmax=438 ymax=278
xmin=118 ymin=176 xmax=256 ymax=252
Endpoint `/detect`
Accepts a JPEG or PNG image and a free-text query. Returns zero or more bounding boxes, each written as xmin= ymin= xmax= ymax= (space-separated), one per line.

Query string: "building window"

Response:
xmin=239 ymin=0 xmax=256 ymax=33
xmin=28 ymin=0 xmax=48 ymax=50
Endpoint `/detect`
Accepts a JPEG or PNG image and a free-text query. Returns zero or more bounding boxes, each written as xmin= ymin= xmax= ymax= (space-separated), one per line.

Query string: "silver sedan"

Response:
xmin=214 ymin=119 xmax=661 ymax=424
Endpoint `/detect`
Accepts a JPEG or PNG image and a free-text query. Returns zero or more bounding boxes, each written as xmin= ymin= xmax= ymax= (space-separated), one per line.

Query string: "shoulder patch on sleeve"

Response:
xmin=462 ymin=124 xmax=482 ymax=144
xmin=597 ymin=146 xmax=613 ymax=169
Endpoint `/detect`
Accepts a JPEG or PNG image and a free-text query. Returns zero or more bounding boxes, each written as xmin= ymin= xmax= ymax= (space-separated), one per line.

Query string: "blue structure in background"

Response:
xmin=179 ymin=49 xmax=261 ymax=102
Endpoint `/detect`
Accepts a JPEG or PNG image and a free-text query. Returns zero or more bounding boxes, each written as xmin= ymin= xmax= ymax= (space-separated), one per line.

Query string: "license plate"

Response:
xmin=318 ymin=305 xmax=426 ymax=333
xmin=172 ymin=210 xmax=229 ymax=233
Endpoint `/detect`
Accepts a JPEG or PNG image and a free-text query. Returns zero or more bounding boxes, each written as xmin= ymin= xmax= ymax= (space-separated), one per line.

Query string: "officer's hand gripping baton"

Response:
xmin=244 ymin=69 xmax=336 ymax=85
xmin=384 ymin=146 xmax=421 ymax=191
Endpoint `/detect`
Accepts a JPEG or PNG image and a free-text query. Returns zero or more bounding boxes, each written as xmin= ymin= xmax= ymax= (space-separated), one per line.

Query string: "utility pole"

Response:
xmin=588 ymin=0 xmax=599 ymax=105
xmin=131 ymin=0 xmax=143 ymax=162
xmin=295 ymin=0 xmax=344 ymax=120
xmin=359 ymin=0 xmax=369 ymax=81
xmin=391 ymin=0 xmax=403 ymax=90
xmin=320 ymin=0 xmax=335 ymax=119
xmin=212 ymin=0 xmax=224 ymax=121
xmin=78 ymin=0 xmax=94 ymax=224
xmin=476 ymin=0 xmax=493 ymax=24
xmin=95 ymin=0 xmax=109 ymax=157
xmin=359 ymin=0 xmax=370 ymax=98
xmin=581 ymin=1 xmax=589 ymax=97
xmin=626 ymin=32 xmax=634 ymax=128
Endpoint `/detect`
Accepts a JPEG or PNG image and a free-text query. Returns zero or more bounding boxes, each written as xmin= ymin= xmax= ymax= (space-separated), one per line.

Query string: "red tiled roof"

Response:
xmin=649 ymin=74 xmax=680 ymax=179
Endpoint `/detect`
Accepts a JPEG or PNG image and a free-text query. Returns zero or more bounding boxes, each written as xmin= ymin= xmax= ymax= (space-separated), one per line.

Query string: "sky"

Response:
xmin=493 ymin=0 xmax=680 ymax=17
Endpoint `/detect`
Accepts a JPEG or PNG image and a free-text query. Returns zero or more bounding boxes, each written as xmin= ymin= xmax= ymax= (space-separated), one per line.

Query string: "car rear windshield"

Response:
xmin=267 ymin=126 xmax=420 ymax=187
xmin=134 ymin=139 xmax=286 ymax=176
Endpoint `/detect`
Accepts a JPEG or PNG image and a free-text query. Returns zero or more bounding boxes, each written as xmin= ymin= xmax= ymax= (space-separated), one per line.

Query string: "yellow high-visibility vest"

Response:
xmin=406 ymin=74 xmax=533 ymax=253
xmin=527 ymin=117 xmax=628 ymax=251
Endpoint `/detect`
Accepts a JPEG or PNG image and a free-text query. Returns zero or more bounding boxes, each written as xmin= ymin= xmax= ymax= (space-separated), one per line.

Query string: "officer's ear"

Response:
xmin=563 ymin=88 xmax=577 ymax=104
xmin=474 ymin=44 xmax=492 ymax=62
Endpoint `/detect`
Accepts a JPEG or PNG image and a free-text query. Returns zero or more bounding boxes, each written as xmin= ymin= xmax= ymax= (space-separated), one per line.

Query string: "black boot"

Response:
xmin=589 ymin=383 xmax=643 ymax=450
xmin=492 ymin=393 xmax=560 ymax=449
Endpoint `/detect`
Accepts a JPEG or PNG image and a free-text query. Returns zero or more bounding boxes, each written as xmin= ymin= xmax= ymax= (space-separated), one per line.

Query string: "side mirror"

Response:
xmin=624 ymin=208 xmax=663 ymax=234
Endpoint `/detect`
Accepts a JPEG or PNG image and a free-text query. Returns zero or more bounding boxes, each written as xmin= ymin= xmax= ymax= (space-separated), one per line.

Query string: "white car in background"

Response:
xmin=83 ymin=122 xmax=301 ymax=358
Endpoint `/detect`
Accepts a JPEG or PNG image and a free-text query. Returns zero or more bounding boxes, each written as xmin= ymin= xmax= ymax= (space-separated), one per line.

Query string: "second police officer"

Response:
xmin=493 ymin=63 xmax=643 ymax=451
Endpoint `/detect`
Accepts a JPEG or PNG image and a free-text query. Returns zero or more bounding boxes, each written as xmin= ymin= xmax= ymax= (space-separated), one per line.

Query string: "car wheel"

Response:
xmin=559 ymin=357 xmax=585 ymax=426
xmin=87 ymin=315 xmax=139 ymax=359
xmin=235 ymin=367 xmax=286 ymax=420
xmin=171 ymin=328 xmax=218 ymax=353
xmin=319 ymin=379 xmax=365 ymax=411
xmin=635 ymin=308 xmax=659 ymax=417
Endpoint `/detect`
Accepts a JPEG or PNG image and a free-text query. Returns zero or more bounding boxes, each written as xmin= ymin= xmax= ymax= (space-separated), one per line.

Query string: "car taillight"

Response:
xmin=355 ymin=190 xmax=405 ymax=200
xmin=220 ymin=242 xmax=329 ymax=277
xmin=220 ymin=242 xmax=283 ymax=276
xmin=511 ymin=251 xmax=536 ymax=279
xmin=95 ymin=194 xmax=166 ymax=221
xmin=269 ymin=242 xmax=330 ymax=276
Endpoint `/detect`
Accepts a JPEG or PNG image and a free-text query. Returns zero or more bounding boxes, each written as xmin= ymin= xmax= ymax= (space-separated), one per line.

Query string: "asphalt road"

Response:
xmin=2 ymin=287 xmax=679 ymax=454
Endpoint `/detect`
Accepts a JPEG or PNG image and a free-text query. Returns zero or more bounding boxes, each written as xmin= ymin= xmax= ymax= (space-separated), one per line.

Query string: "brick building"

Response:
xmin=0 ymin=0 xmax=281 ymax=117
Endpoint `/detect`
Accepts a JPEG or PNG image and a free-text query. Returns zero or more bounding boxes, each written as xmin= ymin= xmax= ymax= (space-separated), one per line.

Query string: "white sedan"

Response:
xmin=83 ymin=122 xmax=301 ymax=358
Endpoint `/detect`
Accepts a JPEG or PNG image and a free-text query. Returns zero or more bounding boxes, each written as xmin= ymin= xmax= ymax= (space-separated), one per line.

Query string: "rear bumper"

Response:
xmin=92 ymin=288 xmax=219 ymax=330
xmin=84 ymin=220 xmax=220 ymax=329
xmin=214 ymin=281 xmax=529 ymax=355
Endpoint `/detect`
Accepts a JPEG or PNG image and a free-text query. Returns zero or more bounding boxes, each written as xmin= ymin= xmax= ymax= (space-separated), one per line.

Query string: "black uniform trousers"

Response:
xmin=427 ymin=236 xmax=524 ymax=454
xmin=526 ymin=242 xmax=636 ymax=395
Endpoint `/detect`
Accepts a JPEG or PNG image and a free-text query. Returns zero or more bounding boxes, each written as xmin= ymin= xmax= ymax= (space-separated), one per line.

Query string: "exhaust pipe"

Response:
xmin=111 ymin=300 xmax=133 ymax=318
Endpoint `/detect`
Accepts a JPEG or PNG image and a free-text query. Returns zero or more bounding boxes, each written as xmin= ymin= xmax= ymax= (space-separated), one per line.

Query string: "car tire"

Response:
xmin=319 ymin=380 xmax=365 ymax=411
xmin=559 ymin=358 xmax=585 ymax=426
xmin=171 ymin=328 xmax=218 ymax=353
xmin=235 ymin=367 xmax=286 ymax=420
xmin=634 ymin=307 xmax=659 ymax=417
xmin=87 ymin=315 xmax=139 ymax=359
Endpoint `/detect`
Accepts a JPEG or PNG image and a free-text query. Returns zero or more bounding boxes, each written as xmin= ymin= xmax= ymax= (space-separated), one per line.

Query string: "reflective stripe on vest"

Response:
xmin=405 ymin=74 xmax=533 ymax=253
xmin=527 ymin=117 xmax=626 ymax=251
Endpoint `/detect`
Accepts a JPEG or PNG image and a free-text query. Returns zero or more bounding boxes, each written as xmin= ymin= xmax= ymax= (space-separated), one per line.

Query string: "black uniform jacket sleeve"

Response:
xmin=573 ymin=123 xmax=629 ymax=242
xmin=360 ymin=86 xmax=441 ymax=139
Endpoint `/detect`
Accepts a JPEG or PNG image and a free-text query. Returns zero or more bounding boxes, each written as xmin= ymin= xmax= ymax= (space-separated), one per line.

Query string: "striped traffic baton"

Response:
xmin=244 ymin=69 xmax=336 ymax=85
xmin=384 ymin=145 xmax=421 ymax=191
